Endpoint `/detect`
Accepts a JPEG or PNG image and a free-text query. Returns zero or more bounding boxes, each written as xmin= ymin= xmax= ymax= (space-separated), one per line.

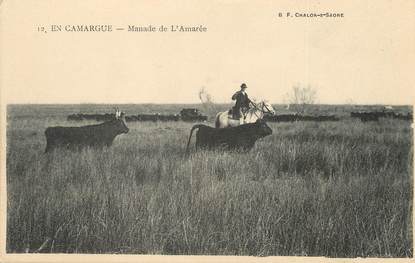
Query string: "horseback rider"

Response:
xmin=231 ymin=83 xmax=251 ymax=124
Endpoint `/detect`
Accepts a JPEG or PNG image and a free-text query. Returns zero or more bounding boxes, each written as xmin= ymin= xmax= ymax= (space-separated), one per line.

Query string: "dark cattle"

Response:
xmin=351 ymin=111 xmax=414 ymax=122
xmin=67 ymin=114 xmax=83 ymax=121
xmin=125 ymin=115 xmax=137 ymax=122
xmin=68 ymin=111 xmax=207 ymax=122
xmin=67 ymin=113 xmax=115 ymax=122
xmin=186 ymin=119 xmax=272 ymax=153
xmin=45 ymin=112 xmax=129 ymax=152
xmin=359 ymin=114 xmax=379 ymax=122
xmin=264 ymin=114 xmax=339 ymax=122
xmin=393 ymin=113 xmax=413 ymax=121
xmin=351 ymin=111 xmax=384 ymax=122
xmin=180 ymin=108 xmax=208 ymax=122
xmin=351 ymin=112 xmax=380 ymax=122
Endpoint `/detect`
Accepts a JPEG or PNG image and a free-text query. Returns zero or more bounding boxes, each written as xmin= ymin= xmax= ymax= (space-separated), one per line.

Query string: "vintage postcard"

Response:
xmin=0 ymin=0 xmax=414 ymax=262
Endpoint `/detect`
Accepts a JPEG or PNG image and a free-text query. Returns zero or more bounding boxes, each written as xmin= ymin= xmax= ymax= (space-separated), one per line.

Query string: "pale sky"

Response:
xmin=1 ymin=0 xmax=414 ymax=105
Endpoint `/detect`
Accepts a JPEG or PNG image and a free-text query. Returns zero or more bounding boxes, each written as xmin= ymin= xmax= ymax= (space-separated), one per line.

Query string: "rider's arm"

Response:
xmin=246 ymin=95 xmax=252 ymax=104
xmin=231 ymin=91 xmax=240 ymax=100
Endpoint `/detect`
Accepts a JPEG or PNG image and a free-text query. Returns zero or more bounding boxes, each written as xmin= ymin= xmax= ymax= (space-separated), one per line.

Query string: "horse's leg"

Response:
xmin=239 ymin=108 xmax=244 ymax=125
xmin=247 ymin=112 xmax=255 ymax=123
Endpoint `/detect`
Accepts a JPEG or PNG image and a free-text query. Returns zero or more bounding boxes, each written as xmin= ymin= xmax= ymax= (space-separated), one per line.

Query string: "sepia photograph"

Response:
xmin=1 ymin=0 xmax=414 ymax=261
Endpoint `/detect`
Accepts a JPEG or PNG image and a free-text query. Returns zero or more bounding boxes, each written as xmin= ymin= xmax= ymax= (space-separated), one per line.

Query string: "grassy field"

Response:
xmin=6 ymin=104 xmax=413 ymax=257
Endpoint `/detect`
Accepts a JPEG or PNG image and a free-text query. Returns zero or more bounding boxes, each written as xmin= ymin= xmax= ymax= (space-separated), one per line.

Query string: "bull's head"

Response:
xmin=255 ymin=119 xmax=272 ymax=137
xmin=115 ymin=109 xmax=129 ymax=134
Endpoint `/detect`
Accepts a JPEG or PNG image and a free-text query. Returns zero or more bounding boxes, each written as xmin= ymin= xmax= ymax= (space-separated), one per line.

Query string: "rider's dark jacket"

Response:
xmin=232 ymin=91 xmax=250 ymax=110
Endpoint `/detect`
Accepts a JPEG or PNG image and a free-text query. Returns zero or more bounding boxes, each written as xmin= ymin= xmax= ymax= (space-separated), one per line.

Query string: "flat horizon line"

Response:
xmin=5 ymin=102 xmax=414 ymax=107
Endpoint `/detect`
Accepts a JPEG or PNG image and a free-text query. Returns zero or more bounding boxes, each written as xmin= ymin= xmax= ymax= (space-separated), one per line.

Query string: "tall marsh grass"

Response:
xmin=6 ymin=105 xmax=413 ymax=257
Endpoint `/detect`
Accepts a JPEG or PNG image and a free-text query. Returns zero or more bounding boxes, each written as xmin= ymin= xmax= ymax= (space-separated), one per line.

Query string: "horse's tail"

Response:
xmin=215 ymin=113 xmax=221 ymax=128
xmin=185 ymin=124 xmax=205 ymax=155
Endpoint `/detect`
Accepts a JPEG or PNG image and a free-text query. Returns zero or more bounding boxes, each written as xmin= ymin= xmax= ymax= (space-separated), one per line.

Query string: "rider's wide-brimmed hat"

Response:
xmin=241 ymin=83 xmax=247 ymax=89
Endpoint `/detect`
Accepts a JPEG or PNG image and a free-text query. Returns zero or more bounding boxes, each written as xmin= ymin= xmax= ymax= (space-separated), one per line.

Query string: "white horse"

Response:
xmin=215 ymin=100 xmax=275 ymax=128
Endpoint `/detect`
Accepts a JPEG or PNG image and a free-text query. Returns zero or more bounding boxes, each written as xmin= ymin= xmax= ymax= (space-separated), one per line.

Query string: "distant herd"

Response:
xmin=67 ymin=108 xmax=208 ymax=122
xmin=350 ymin=111 xmax=413 ymax=122
xmin=66 ymin=110 xmax=412 ymax=123
xmin=44 ymin=108 xmax=412 ymax=153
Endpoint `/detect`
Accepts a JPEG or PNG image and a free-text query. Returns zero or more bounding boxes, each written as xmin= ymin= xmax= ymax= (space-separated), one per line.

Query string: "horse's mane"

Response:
xmin=247 ymin=100 xmax=265 ymax=112
xmin=246 ymin=100 xmax=274 ymax=116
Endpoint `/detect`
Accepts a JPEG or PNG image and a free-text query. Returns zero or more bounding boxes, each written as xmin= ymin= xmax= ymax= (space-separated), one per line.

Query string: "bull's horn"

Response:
xmin=115 ymin=109 xmax=121 ymax=119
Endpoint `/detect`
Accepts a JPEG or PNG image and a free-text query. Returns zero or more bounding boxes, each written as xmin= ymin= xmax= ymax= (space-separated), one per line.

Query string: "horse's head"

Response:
xmin=258 ymin=100 xmax=275 ymax=115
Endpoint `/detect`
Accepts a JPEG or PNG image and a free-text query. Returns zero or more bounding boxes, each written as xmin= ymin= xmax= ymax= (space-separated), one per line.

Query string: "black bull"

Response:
xmin=186 ymin=120 xmax=273 ymax=153
xmin=44 ymin=119 xmax=129 ymax=152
